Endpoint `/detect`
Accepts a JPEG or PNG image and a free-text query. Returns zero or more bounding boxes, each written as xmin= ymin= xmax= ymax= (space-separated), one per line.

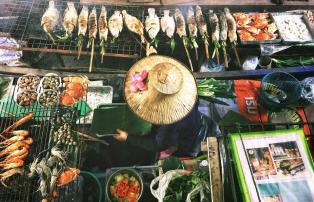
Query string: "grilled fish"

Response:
xmin=160 ymin=10 xmax=175 ymax=38
xmin=108 ymin=10 xmax=123 ymax=40
xmin=219 ymin=12 xmax=228 ymax=68
xmin=145 ymin=8 xmax=160 ymax=40
xmin=63 ymin=2 xmax=78 ymax=37
xmin=187 ymin=7 xmax=198 ymax=60
xmin=99 ymin=6 xmax=108 ymax=42
xmin=224 ymin=8 xmax=237 ymax=44
xmin=209 ymin=10 xmax=220 ymax=44
xmin=41 ymin=0 xmax=60 ymax=42
xmin=78 ymin=6 xmax=88 ymax=36
xmin=99 ymin=6 xmax=108 ymax=63
xmin=195 ymin=5 xmax=209 ymax=59
xmin=122 ymin=10 xmax=145 ymax=43
xmin=88 ymin=7 xmax=97 ymax=41
xmin=209 ymin=10 xmax=220 ymax=63
xmin=174 ymin=8 xmax=186 ymax=38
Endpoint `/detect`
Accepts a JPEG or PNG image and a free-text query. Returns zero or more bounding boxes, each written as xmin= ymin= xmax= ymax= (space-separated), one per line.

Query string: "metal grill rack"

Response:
xmin=219 ymin=122 xmax=314 ymax=202
xmin=0 ymin=0 xmax=145 ymax=59
xmin=0 ymin=75 xmax=87 ymax=202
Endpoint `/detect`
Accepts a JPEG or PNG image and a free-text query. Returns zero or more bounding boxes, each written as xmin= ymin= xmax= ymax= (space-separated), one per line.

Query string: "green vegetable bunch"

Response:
xmin=272 ymin=56 xmax=314 ymax=67
xmin=164 ymin=170 xmax=210 ymax=202
xmin=197 ymin=78 xmax=235 ymax=106
xmin=0 ymin=79 xmax=9 ymax=100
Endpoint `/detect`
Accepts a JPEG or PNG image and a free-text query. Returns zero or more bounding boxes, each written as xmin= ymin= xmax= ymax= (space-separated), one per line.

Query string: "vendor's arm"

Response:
xmin=114 ymin=129 xmax=160 ymax=152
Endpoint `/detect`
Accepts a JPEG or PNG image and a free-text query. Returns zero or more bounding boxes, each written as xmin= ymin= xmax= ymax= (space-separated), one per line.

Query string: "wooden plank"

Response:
xmin=0 ymin=65 xmax=126 ymax=80
xmin=161 ymin=0 xmax=314 ymax=5
xmin=80 ymin=0 xmax=161 ymax=5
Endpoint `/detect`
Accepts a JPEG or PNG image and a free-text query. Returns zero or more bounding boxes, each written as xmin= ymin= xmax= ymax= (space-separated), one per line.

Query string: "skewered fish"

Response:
xmin=224 ymin=8 xmax=237 ymax=44
xmin=195 ymin=5 xmax=210 ymax=59
xmin=122 ymin=10 xmax=145 ymax=43
xmin=160 ymin=10 xmax=176 ymax=52
xmin=219 ymin=12 xmax=228 ymax=68
xmin=62 ymin=2 xmax=78 ymax=38
xmin=99 ymin=6 xmax=108 ymax=63
xmin=41 ymin=0 xmax=60 ymax=42
xmin=208 ymin=10 xmax=220 ymax=64
xmin=108 ymin=11 xmax=123 ymax=40
xmin=187 ymin=7 xmax=198 ymax=61
xmin=77 ymin=6 xmax=88 ymax=60
xmin=224 ymin=8 xmax=241 ymax=66
xmin=88 ymin=7 xmax=97 ymax=73
xmin=88 ymin=7 xmax=97 ymax=42
xmin=145 ymin=8 xmax=160 ymax=42
xmin=174 ymin=8 xmax=193 ymax=71
xmin=160 ymin=10 xmax=175 ymax=38
xmin=174 ymin=8 xmax=187 ymax=38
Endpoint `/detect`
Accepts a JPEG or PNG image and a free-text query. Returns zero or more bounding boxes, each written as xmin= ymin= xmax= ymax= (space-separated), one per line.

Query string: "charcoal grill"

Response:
xmin=0 ymin=76 xmax=87 ymax=202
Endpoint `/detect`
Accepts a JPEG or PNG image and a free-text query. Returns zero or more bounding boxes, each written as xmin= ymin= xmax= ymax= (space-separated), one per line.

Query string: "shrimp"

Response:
xmin=24 ymin=137 xmax=33 ymax=145
xmin=51 ymin=146 xmax=67 ymax=163
xmin=1 ymin=113 xmax=33 ymax=135
xmin=4 ymin=146 xmax=28 ymax=160
xmin=27 ymin=157 xmax=39 ymax=178
xmin=4 ymin=150 xmax=29 ymax=162
xmin=0 ymin=136 xmax=24 ymax=148
xmin=50 ymin=167 xmax=59 ymax=195
xmin=0 ymin=159 xmax=24 ymax=170
xmin=0 ymin=168 xmax=24 ymax=187
xmin=0 ymin=141 xmax=29 ymax=157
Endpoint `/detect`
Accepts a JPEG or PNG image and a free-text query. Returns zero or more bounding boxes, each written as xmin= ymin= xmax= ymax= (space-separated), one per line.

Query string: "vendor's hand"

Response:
xmin=114 ymin=129 xmax=128 ymax=142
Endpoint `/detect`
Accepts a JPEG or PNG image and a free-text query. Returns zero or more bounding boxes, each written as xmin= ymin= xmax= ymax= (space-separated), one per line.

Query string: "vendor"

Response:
xmin=114 ymin=56 xmax=220 ymax=159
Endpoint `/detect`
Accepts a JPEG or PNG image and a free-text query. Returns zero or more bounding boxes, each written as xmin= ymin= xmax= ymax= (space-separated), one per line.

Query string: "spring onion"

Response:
xmin=272 ymin=57 xmax=314 ymax=67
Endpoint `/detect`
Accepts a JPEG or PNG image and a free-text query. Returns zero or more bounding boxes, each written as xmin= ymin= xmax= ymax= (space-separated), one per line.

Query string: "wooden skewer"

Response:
xmin=89 ymin=38 xmax=95 ymax=73
xmin=101 ymin=53 xmax=104 ymax=64
xmin=182 ymin=39 xmax=194 ymax=72
xmin=77 ymin=45 xmax=82 ymax=60
xmin=216 ymin=50 xmax=220 ymax=65
xmin=194 ymin=47 xmax=199 ymax=62
xmin=73 ymin=130 xmax=109 ymax=146
xmin=232 ymin=43 xmax=241 ymax=67
xmin=204 ymin=38 xmax=210 ymax=59
xmin=223 ymin=46 xmax=228 ymax=68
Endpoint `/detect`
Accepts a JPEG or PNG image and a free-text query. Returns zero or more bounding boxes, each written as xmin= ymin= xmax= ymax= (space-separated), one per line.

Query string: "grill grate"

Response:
xmin=0 ymin=76 xmax=87 ymax=202
xmin=0 ymin=0 xmax=144 ymax=58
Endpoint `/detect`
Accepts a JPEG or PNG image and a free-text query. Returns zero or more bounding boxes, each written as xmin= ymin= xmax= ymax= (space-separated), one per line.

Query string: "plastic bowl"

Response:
xmin=105 ymin=168 xmax=143 ymax=202
xmin=260 ymin=71 xmax=301 ymax=111
xmin=40 ymin=73 xmax=61 ymax=90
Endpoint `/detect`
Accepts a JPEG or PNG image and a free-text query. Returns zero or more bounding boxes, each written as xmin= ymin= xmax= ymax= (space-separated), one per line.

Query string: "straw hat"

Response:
xmin=124 ymin=55 xmax=197 ymax=125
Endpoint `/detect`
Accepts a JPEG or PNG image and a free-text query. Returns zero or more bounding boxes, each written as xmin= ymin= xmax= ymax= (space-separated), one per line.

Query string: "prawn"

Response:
xmin=27 ymin=157 xmax=39 ymax=178
xmin=0 ymin=141 xmax=29 ymax=157
xmin=0 ymin=168 xmax=24 ymax=187
xmin=1 ymin=113 xmax=33 ymax=135
xmin=24 ymin=137 xmax=33 ymax=145
xmin=0 ymin=159 xmax=24 ymax=170
xmin=51 ymin=146 xmax=67 ymax=163
xmin=4 ymin=146 xmax=28 ymax=160
xmin=0 ymin=136 xmax=25 ymax=148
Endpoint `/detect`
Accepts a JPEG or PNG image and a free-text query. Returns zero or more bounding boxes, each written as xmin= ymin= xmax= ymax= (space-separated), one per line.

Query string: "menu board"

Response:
xmin=230 ymin=129 xmax=314 ymax=202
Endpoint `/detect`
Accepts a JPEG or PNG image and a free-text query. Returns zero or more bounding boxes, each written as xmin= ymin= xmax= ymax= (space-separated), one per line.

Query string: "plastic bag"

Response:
xmin=301 ymin=77 xmax=314 ymax=103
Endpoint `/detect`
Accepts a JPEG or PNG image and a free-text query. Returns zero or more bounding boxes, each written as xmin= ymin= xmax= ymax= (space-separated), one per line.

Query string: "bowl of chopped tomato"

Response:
xmin=106 ymin=168 xmax=143 ymax=202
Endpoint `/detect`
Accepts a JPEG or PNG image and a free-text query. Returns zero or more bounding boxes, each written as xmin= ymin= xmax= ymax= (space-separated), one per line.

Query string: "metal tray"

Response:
xmin=303 ymin=12 xmax=314 ymax=38
xmin=234 ymin=12 xmax=282 ymax=45
xmin=272 ymin=12 xmax=314 ymax=44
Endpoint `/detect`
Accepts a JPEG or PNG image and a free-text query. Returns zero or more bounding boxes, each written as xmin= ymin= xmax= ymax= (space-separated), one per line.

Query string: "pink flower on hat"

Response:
xmin=130 ymin=70 xmax=149 ymax=93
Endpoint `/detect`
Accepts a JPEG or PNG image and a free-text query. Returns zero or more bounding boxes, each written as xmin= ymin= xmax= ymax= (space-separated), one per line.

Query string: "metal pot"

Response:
xmin=105 ymin=168 xmax=144 ymax=202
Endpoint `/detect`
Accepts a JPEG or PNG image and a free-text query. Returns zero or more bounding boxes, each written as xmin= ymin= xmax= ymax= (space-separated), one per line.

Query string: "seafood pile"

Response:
xmin=28 ymin=146 xmax=80 ymax=202
xmin=16 ymin=90 xmax=38 ymax=107
xmin=52 ymin=123 xmax=77 ymax=146
xmin=38 ymin=90 xmax=59 ymax=107
xmin=0 ymin=113 xmax=33 ymax=187
xmin=273 ymin=14 xmax=313 ymax=42
xmin=17 ymin=75 xmax=40 ymax=91
xmin=233 ymin=13 xmax=279 ymax=42
xmin=60 ymin=76 xmax=89 ymax=106
xmin=41 ymin=74 xmax=61 ymax=90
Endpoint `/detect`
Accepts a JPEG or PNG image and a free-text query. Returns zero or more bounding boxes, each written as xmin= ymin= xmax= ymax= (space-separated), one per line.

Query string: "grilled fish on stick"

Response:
xmin=175 ymin=8 xmax=193 ymax=71
xmin=219 ymin=12 xmax=228 ymax=68
xmin=208 ymin=10 xmax=220 ymax=64
xmin=187 ymin=7 xmax=199 ymax=61
xmin=224 ymin=8 xmax=241 ymax=67
xmin=77 ymin=6 xmax=88 ymax=60
xmin=62 ymin=2 xmax=78 ymax=39
xmin=98 ymin=6 xmax=108 ymax=63
xmin=108 ymin=11 xmax=123 ymax=41
xmin=195 ymin=5 xmax=210 ymax=59
xmin=160 ymin=10 xmax=176 ymax=52
xmin=145 ymin=8 xmax=160 ymax=47
xmin=122 ymin=10 xmax=145 ymax=43
xmin=88 ymin=7 xmax=97 ymax=73
xmin=41 ymin=0 xmax=60 ymax=42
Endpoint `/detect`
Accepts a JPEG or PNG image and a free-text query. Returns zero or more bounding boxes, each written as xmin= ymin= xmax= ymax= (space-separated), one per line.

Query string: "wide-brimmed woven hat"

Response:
xmin=124 ymin=55 xmax=197 ymax=125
